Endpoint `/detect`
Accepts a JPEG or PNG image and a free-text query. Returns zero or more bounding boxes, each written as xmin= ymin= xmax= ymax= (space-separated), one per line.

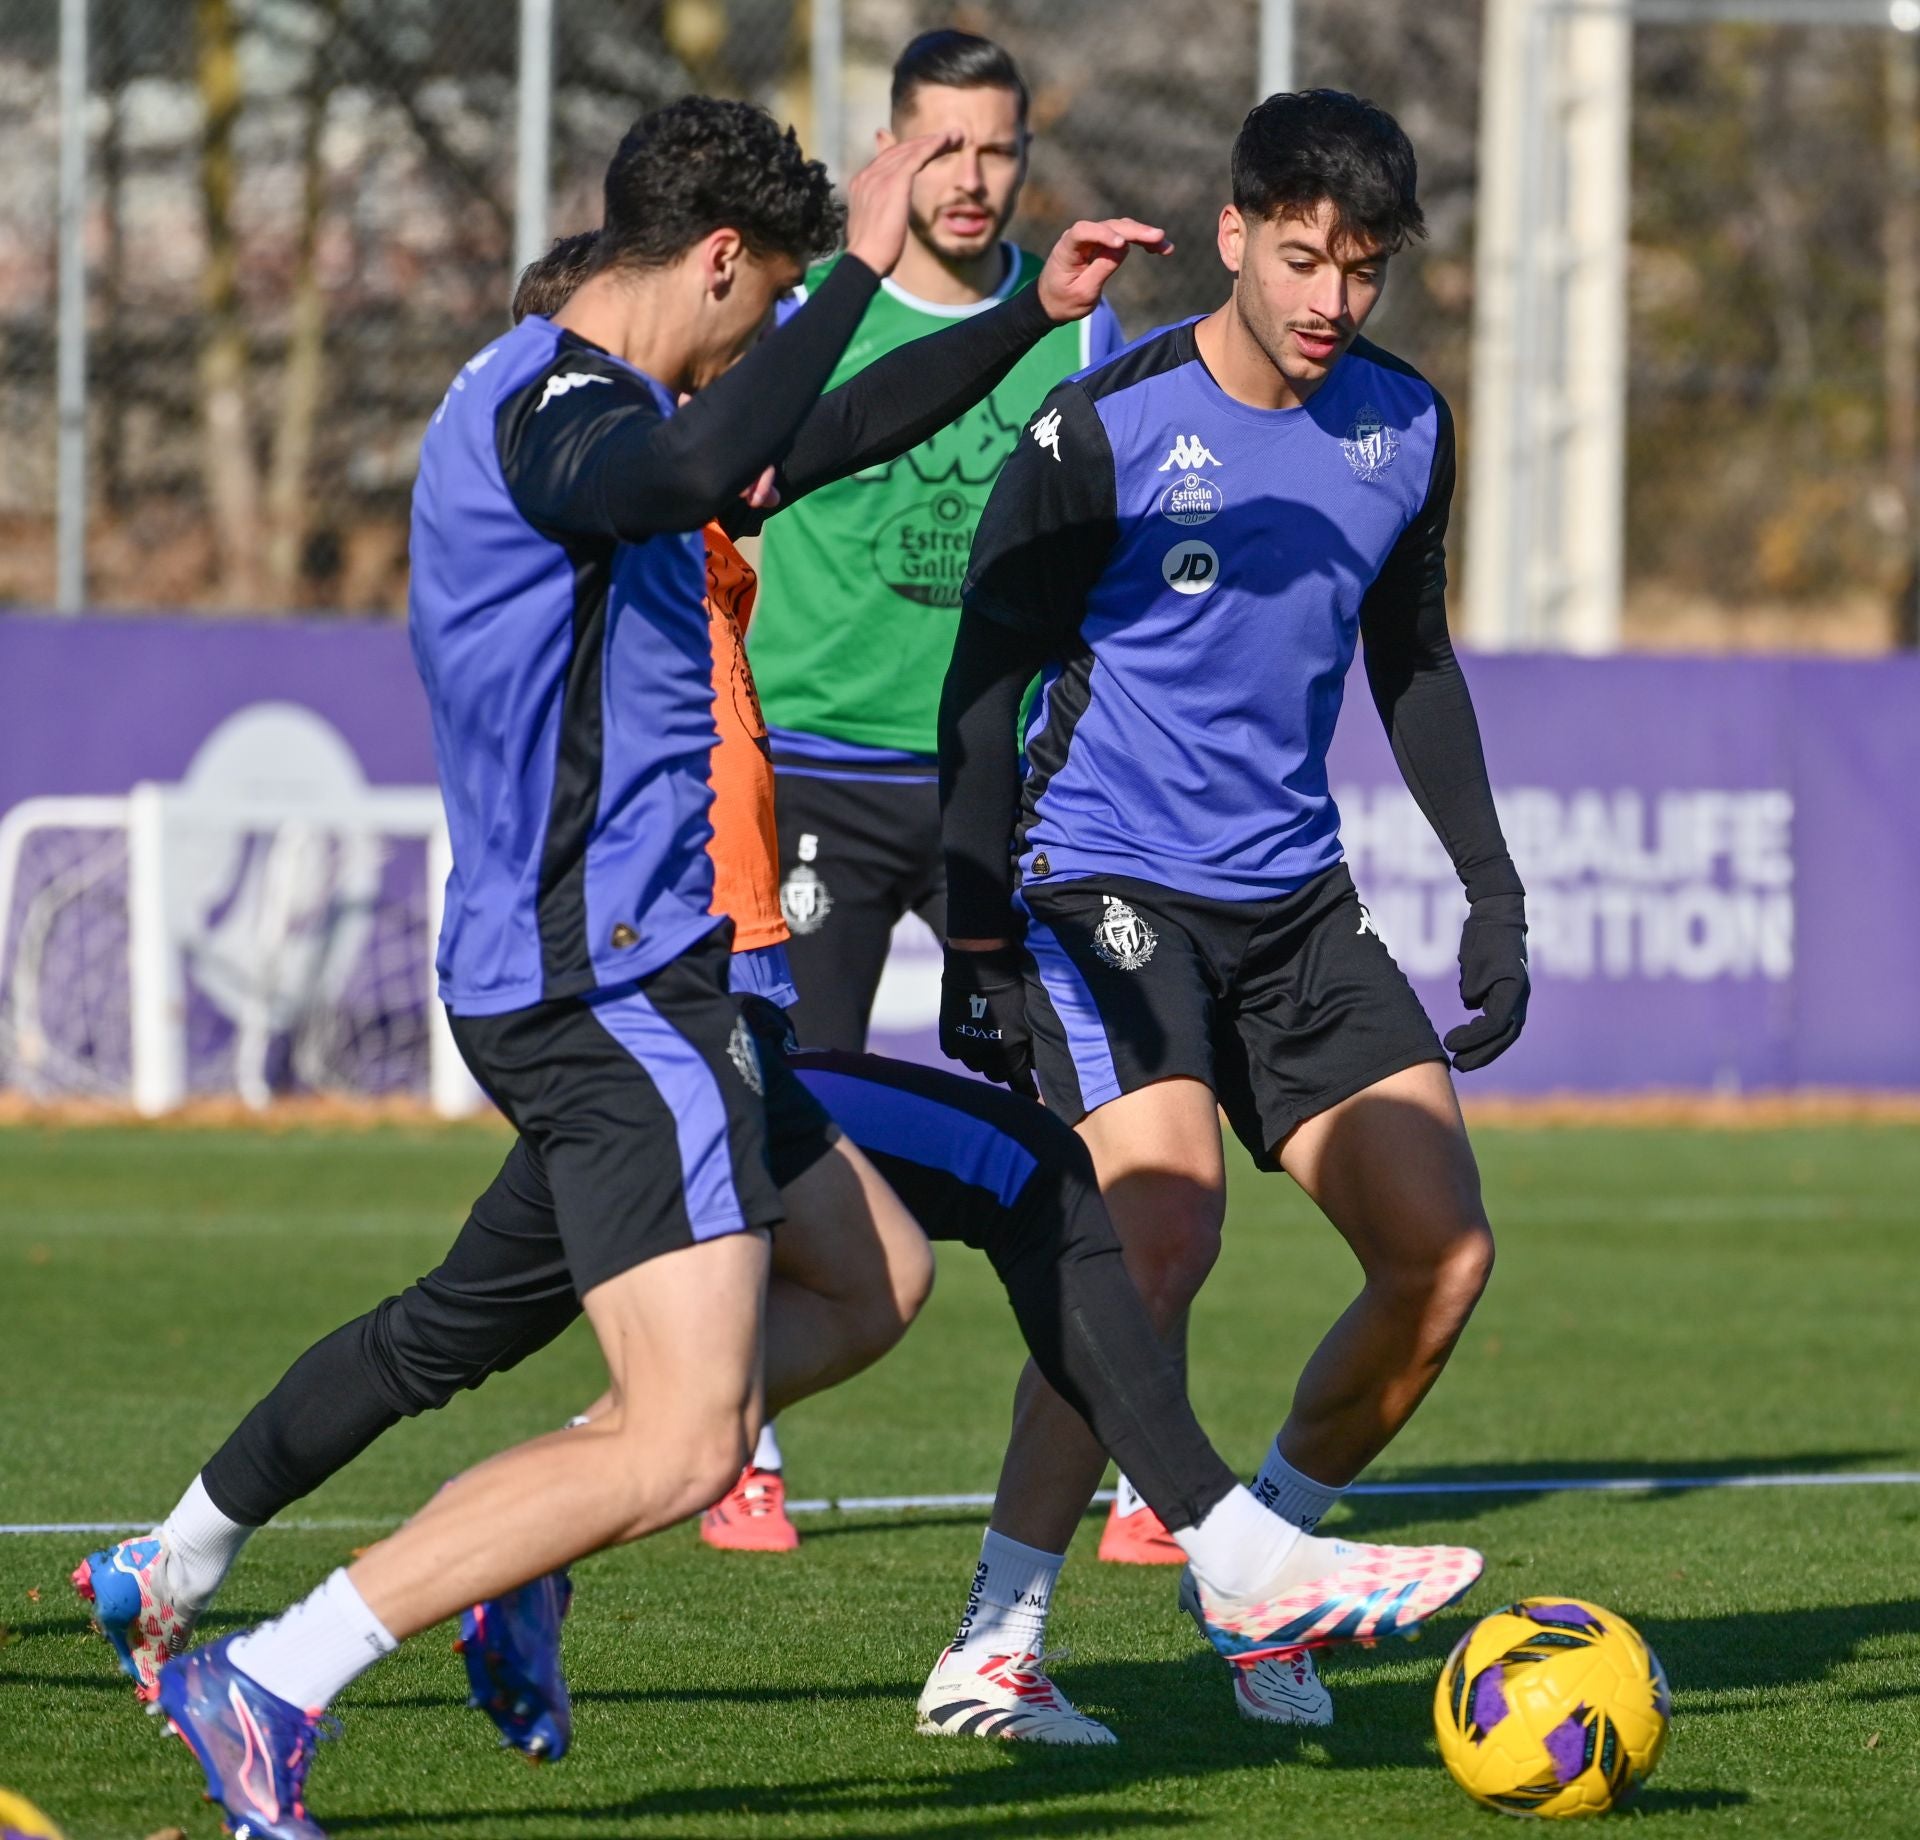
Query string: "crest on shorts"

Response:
xmin=1341 ymin=403 xmax=1400 ymax=482
xmin=727 ymin=1014 xmax=765 ymax=1096
xmin=1091 ymin=894 xmax=1158 ymax=971
xmin=780 ymin=863 xmax=832 ymax=935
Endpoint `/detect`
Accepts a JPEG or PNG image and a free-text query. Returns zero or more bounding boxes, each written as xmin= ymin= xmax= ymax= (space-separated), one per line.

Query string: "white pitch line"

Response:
xmin=8 ymin=1470 xmax=1920 ymax=1537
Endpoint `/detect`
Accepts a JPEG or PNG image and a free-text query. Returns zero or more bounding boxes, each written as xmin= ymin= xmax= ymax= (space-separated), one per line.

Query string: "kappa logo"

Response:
xmin=1162 ymin=538 xmax=1220 ymax=595
xmin=1341 ymin=403 xmax=1401 ymax=482
xmin=727 ymin=1015 xmax=765 ymax=1096
xmin=1356 ymin=905 xmax=1381 ymax=940
xmin=536 ymin=370 xmax=613 ymax=413
xmin=1157 ymin=434 xmax=1221 ymax=472
xmin=1091 ymin=895 xmax=1158 ymax=971
xmin=1030 ymin=407 xmax=1064 ymax=462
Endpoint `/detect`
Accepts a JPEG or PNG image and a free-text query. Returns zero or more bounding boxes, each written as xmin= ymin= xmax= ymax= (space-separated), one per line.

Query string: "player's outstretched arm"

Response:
xmin=506 ymin=133 xmax=959 ymax=541
xmin=752 ymin=218 xmax=1168 ymax=516
xmin=936 ymin=384 xmax=1119 ymax=1089
xmin=1358 ymin=398 xmax=1529 ymax=1071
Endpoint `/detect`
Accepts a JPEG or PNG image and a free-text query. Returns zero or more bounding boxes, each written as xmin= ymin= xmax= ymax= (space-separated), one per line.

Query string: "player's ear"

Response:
xmin=875 ymin=124 xmax=898 ymax=153
xmin=704 ymin=227 xmax=745 ymax=298
xmin=1217 ymin=204 xmax=1246 ymax=278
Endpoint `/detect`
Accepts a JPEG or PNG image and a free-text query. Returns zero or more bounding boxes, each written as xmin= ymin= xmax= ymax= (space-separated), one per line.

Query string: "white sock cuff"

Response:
xmin=228 ymin=1568 xmax=398 ymax=1712
xmin=1253 ymin=1441 xmax=1347 ymax=1534
xmin=752 ymin=1419 xmax=784 ymax=1473
xmin=1112 ymin=1473 xmax=1147 ymax=1518
xmin=1172 ymin=1483 xmax=1301 ymax=1601
xmin=980 ymin=1528 xmax=1066 ymax=1601
xmin=160 ymin=1473 xmax=257 ymax=1609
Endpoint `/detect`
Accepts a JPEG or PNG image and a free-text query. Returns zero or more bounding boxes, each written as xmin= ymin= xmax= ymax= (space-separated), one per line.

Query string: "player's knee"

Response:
xmin=890 ymin=1228 xmax=937 ymax=1327
xmin=1371 ymin=1211 xmax=1494 ymax=1340
xmin=363 ymin=1292 xmax=469 ymax=1417
xmin=608 ymin=1415 xmax=753 ymax=1539
xmin=1125 ymin=1212 xmax=1221 ymax=1326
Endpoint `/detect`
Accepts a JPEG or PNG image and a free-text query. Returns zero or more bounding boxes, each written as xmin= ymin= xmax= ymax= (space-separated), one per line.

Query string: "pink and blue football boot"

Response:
xmin=1180 ymin=1538 xmax=1485 ymax=1665
xmin=72 ymin=1535 xmax=192 ymax=1701
xmin=456 ymin=1568 xmax=572 ymax=1761
xmin=156 ymin=1634 xmax=336 ymax=1839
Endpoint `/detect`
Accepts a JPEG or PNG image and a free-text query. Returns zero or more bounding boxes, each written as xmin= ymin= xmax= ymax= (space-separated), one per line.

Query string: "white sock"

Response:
xmin=947 ymin=1529 xmax=1064 ymax=1662
xmin=1171 ymin=1484 xmax=1304 ymax=1600
xmin=226 ymin=1568 xmax=397 ymax=1711
xmin=1111 ymin=1472 xmax=1148 ymax=1518
xmin=752 ymin=1419 xmax=784 ymax=1473
xmin=160 ymin=1474 xmax=257 ymax=1612
xmin=1252 ymin=1441 xmax=1347 ymax=1534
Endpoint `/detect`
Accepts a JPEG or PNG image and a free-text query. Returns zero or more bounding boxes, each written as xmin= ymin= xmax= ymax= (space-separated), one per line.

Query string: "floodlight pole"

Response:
xmin=1259 ymin=0 xmax=1295 ymax=98
xmin=513 ymin=0 xmax=554 ymax=284
xmin=812 ymin=0 xmax=845 ymax=172
xmin=55 ymin=0 xmax=88 ymax=614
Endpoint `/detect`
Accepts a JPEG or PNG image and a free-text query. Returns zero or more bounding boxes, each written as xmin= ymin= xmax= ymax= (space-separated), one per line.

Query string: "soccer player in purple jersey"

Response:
xmin=932 ymin=90 xmax=1530 ymax=1738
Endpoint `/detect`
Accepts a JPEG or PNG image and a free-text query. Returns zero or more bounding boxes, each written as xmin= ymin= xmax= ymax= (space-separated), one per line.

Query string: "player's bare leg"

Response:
xmin=1268 ymin=1061 xmax=1493 ymax=1492
xmin=762 ymin=1139 xmax=935 ymax=1411
xmin=1223 ymin=1062 xmax=1490 ymax=1728
xmin=346 ymin=1229 xmax=770 ymax=1637
xmin=705 ymin=1139 xmax=934 ymax=1551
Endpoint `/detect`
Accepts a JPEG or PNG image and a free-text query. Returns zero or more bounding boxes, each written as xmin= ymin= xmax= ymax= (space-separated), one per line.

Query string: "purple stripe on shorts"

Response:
xmin=793 ymin=1068 xmax=1038 ymax=1210
xmin=586 ymin=985 xmax=747 ymax=1241
xmin=1020 ymin=911 xmax=1122 ymax=1112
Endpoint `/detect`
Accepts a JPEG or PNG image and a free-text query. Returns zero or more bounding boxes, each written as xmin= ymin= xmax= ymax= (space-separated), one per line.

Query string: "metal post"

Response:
xmin=513 ymin=0 xmax=554 ymax=283
xmin=1258 ymin=0 xmax=1295 ymax=98
xmin=812 ymin=0 xmax=844 ymax=172
xmin=55 ymin=0 xmax=88 ymax=614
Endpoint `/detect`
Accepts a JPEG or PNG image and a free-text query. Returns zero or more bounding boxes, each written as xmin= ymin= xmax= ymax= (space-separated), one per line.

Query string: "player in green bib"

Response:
xmin=749 ymin=29 xmax=1124 ymax=1054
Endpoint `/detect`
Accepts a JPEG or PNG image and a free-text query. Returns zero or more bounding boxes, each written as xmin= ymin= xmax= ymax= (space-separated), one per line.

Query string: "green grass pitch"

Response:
xmin=2 ymin=1120 xmax=1917 ymax=1837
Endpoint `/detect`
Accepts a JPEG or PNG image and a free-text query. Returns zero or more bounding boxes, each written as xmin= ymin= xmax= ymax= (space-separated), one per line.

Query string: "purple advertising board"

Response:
xmin=3 ymin=614 xmax=1917 ymax=1095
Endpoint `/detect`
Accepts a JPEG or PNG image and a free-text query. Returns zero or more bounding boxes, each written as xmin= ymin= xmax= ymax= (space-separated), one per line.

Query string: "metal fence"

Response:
xmin=1 ymin=1 xmax=1914 ymax=644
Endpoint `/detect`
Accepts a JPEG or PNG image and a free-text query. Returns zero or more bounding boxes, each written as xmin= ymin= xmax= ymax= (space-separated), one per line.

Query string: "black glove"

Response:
xmin=939 ymin=944 xmax=1036 ymax=1097
xmin=1443 ymin=893 xmax=1530 ymax=1072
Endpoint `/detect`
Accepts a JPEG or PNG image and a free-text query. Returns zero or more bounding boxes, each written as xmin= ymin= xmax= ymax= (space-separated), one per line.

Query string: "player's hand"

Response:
xmin=843 ymin=131 xmax=962 ymax=278
xmin=739 ymin=464 xmax=780 ymax=511
xmin=1035 ymin=218 xmax=1172 ymax=322
xmin=940 ymin=943 xmax=1037 ymax=1098
xmin=1443 ymin=894 xmax=1530 ymax=1072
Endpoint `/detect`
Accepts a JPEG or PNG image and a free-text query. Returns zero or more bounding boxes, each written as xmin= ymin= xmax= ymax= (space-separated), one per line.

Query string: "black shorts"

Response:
xmin=773 ymin=769 xmax=944 ymax=1053
xmin=448 ymin=930 xmax=800 ymax=1297
xmin=1019 ymin=863 xmax=1445 ymax=1168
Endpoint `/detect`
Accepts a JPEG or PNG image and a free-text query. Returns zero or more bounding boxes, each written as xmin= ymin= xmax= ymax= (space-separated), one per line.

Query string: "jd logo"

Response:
xmin=1162 ymin=539 xmax=1220 ymax=595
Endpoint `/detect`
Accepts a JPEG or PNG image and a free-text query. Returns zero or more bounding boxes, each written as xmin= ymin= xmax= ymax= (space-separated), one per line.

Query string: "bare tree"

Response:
xmin=196 ymin=0 xmax=262 ymax=607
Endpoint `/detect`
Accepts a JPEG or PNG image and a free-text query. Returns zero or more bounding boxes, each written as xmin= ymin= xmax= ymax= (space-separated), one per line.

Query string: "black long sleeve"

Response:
xmin=498 ymin=256 xmax=880 ymax=542
xmin=778 ymin=282 xmax=1056 ymax=500
xmin=1358 ymin=398 xmax=1521 ymax=902
xmin=938 ymin=612 xmax=1055 ymax=939
xmin=938 ymin=379 xmax=1118 ymax=940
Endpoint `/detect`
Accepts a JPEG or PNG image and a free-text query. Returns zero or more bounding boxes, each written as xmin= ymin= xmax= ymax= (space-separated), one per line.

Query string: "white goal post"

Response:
xmin=0 ymin=781 xmax=483 ymax=1118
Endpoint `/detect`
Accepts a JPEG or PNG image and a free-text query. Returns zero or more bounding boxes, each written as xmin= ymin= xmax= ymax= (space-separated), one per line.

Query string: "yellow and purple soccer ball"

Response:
xmin=0 ymin=1789 xmax=64 ymax=1840
xmin=1433 ymin=1597 xmax=1670 ymax=1817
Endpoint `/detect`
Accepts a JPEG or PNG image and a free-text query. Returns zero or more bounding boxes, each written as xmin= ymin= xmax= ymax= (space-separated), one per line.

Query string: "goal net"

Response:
xmin=0 ymin=782 xmax=479 ymax=1115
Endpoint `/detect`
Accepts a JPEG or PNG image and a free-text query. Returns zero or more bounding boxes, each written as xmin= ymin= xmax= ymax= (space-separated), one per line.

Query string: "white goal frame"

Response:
xmin=0 ymin=781 xmax=482 ymax=1118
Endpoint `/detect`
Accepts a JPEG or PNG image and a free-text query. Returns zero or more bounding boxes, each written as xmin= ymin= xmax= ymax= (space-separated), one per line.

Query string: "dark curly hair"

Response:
xmin=511 ymin=230 xmax=598 ymax=323
xmin=1232 ymin=90 xmax=1426 ymax=255
xmin=595 ymin=96 xmax=843 ymax=274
